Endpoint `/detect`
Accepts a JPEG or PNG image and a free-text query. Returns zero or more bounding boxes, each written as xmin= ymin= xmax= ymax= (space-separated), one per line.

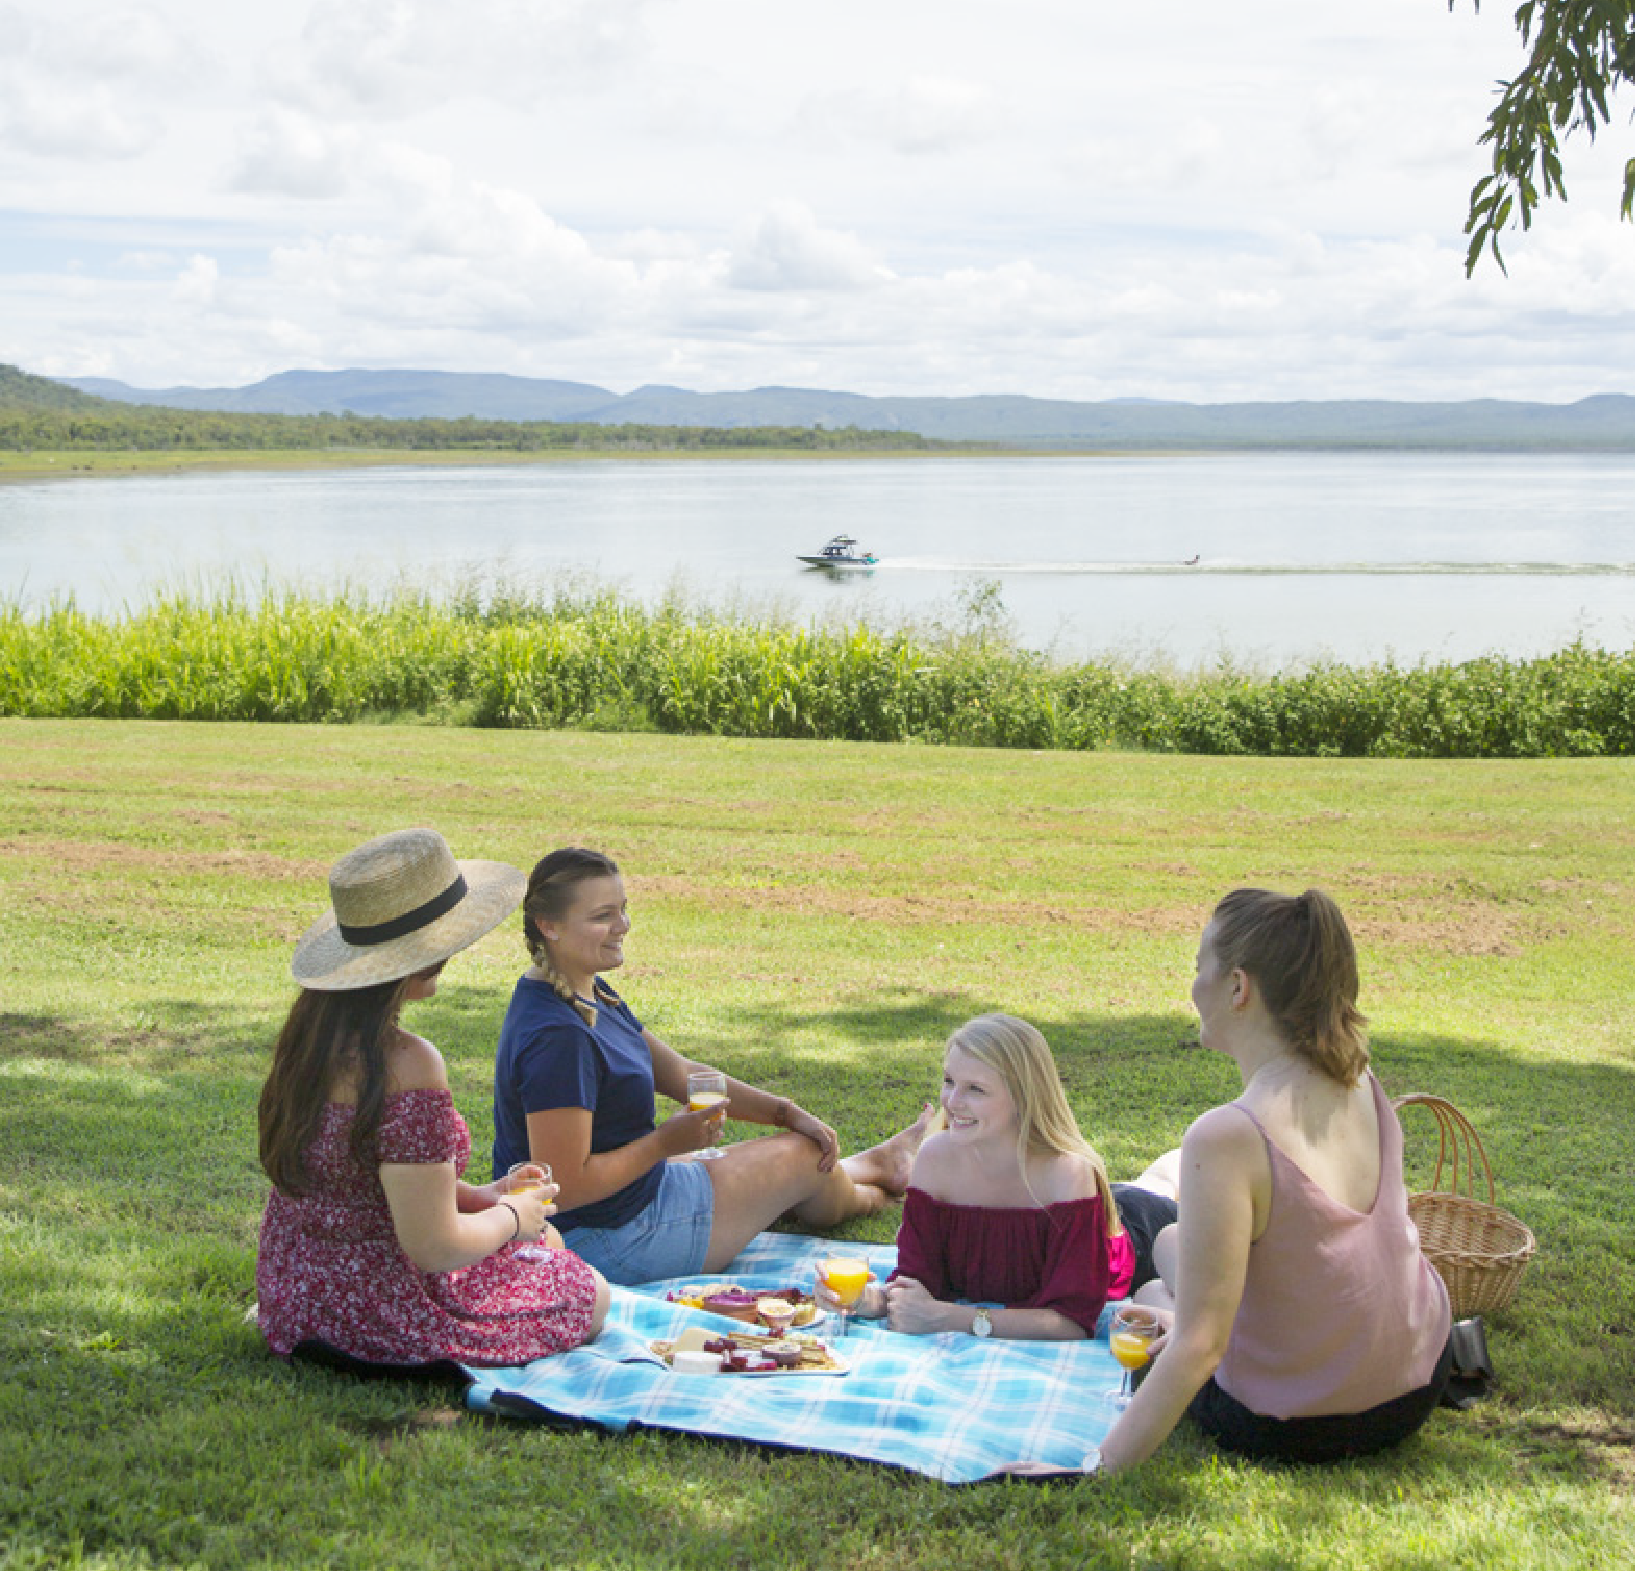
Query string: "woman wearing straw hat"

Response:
xmin=256 ymin=828 xmax=608 ymax=1366
xmin=491 ymin=847 xmax=931 ymax=1286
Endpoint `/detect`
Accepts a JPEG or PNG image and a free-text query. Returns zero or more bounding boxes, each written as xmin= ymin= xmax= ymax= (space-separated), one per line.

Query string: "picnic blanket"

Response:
xmin=461 ymin=1231 xmax=1122 ymax=1484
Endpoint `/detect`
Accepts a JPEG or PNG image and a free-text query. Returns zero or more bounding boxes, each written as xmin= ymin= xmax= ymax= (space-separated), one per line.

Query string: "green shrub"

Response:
xmin=0 ymin=588 xmax=1629 ymax=758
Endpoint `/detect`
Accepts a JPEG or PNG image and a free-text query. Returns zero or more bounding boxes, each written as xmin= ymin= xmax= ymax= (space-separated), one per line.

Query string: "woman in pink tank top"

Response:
xmin=1094 ymin=888 xmax=1450 ymax=1473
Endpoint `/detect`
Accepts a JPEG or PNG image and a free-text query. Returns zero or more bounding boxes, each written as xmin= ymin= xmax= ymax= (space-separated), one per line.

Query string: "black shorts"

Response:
xmin=1110 ymin=1182 xmax=1178 ymax=1294
xmin=1187 ymin=1333 xmax=1454 ymax=1464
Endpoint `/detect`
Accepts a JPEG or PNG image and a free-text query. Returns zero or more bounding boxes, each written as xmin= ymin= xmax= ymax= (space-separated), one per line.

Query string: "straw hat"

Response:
xmin=291 ymin=828 xmax=526 ymax=991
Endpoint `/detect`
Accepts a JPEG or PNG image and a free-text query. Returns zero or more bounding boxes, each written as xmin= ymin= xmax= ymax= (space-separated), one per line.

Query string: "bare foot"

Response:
xmin=843 ymin=1103 xmax=934 ymax=1198
xmin=849 ymin=1181 xmax=891 ymax=1217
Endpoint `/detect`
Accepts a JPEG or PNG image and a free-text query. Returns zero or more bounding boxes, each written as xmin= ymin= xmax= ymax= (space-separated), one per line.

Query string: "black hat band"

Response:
xmin=337 ymin=874 xmax=469 ymax=946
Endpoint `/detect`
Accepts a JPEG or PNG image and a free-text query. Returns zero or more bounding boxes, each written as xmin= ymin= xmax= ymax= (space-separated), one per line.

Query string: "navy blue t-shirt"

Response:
xmin=491 ymin=976 xmax=664 ymax=1232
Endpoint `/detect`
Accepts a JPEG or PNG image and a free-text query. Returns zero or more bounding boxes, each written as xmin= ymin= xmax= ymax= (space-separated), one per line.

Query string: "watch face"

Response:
xmin=973 ymin=1308 xmax=993 ymax=1337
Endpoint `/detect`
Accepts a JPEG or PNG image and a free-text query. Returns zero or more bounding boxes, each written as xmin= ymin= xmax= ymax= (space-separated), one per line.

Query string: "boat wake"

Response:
xmin=881 ymin=559 xmax=1634 ymax=577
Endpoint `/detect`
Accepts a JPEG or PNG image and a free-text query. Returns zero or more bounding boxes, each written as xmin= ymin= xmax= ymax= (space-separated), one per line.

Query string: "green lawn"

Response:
xmin=1 ymin=719 xmax=1629 ymax=1569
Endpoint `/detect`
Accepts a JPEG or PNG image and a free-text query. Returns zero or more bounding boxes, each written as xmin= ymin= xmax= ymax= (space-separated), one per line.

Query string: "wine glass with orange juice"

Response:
xmin=505 ymin=1161 xmax=555 ymax=1260
xmin=1103 ymin=1305 xmax=1158 ymax=1407
xmin=686 ymin=1071 xmax=730 ymax=1160
xmin=820 ymin=1255 xmax=870 ymax=1339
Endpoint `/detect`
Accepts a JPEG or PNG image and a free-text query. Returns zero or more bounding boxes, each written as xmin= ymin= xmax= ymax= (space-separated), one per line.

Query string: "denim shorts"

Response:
xmin=559 ymin=1158 xmax=714 ymax=1286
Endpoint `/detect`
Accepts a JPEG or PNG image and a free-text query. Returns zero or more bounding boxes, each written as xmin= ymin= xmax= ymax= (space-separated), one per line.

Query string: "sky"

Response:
xmin=2 ymin=0 xmax=1631 ymax=404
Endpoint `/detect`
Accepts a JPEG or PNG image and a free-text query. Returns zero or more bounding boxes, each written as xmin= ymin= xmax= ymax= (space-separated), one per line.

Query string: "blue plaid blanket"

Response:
xmin=462 ymin=1232 xmax=1122 ymax=1484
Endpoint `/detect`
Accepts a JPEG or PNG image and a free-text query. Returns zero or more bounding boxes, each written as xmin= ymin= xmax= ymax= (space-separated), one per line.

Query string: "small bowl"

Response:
xmin=756 ymin=1298 xmax=799 ymax=1333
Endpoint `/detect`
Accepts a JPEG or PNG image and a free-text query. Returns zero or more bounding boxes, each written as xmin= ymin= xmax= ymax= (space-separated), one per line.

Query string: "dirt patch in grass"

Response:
xmin=1361 ymin=911 xmax=1524 ymax=959
xmin=636 ymin=875 xmax=1542 ymax=957
xmin=1508 ymin=1412 xmax=1636 ymax=1493
xmin=349 ymin=1408 xmax=468 ymax=1455
xmin=639 ymin=876 xmax=1200 ymax=935
xmin=0 ymin=836 xmax=325 ymax=882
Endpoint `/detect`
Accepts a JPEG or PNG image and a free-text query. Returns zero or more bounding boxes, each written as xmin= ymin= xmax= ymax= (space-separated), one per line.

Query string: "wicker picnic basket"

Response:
xmin=1392 ymin=1093 xmax=1536 ymax=1319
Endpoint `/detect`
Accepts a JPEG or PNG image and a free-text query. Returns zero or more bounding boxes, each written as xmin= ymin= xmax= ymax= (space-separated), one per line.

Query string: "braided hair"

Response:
xmin=522 ymin=847 xmax=623 ymax=1027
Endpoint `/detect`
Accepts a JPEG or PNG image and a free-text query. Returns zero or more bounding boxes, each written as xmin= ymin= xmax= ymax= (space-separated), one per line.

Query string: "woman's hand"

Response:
xmin=657 ymin=1100 xmax=729 ymax=1156
xmin=813 ymin=1270 xmax=883 ymax=1318
xmin=498 ymin=1185 xmax=553 ymax=1243
xmin=471 ymin=1174 xmax=558 ymax=1215
xmin=781 ymin=1104 xmax=840 ymax=1172
xmin=881 ymin=1275 xmax=949 ymax=1335
xmin=1139 ymin=1304 xmax=1176 ymax=1358
xmin=1119 ymin=1302 xmax=1171 ymax=1361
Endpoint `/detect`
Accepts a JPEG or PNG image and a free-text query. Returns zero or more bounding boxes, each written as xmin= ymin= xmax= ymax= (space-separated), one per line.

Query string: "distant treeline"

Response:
xmin=0 ymin=366 xmax=974 ymax=453
xmin=2 ymin=586 xmax=1628 ymax=758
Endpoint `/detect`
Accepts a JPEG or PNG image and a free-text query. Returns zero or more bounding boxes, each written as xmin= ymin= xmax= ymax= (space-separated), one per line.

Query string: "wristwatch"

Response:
xmin=1081 ymin=1445 xmax=1104 ymax=1475
xmin=971 ymin=1306 xmax=994 ymax=1338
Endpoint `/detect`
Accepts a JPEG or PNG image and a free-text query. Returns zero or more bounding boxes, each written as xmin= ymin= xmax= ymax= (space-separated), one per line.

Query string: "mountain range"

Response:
xmin=60 ymin=368 xmax=1635 ymax=450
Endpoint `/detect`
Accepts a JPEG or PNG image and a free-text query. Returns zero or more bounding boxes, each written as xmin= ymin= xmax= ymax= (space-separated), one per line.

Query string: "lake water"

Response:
xmin=2 ymin=451 xmax=1630 ymax=669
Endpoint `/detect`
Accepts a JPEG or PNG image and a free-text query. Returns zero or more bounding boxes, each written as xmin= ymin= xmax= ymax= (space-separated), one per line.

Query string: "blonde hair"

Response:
xmin=940 ymin=1013 xmax=1123 ymax=1235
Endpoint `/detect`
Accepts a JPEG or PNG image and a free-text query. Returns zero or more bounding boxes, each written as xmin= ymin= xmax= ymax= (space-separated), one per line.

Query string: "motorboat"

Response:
xmin=797 ymin=534 xmax=878 ymax=569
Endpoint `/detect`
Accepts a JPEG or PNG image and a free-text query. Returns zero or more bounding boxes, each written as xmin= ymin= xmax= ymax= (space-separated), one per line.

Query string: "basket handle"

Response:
xmin=1391 ymin=1093 xmax=1498 ymax=1206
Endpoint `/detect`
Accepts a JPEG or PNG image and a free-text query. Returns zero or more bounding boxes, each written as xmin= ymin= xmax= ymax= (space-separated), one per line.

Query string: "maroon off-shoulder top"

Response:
xmin=892 ymin=1186 xmax=1135 ymax=1333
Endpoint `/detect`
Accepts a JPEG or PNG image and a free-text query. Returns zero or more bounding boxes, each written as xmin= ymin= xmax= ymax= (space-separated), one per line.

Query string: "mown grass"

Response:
xmin=0 ymin=719 xmax=1630 ymax=1570
xmin=1 ymin=584 xmax=1629 ymax=757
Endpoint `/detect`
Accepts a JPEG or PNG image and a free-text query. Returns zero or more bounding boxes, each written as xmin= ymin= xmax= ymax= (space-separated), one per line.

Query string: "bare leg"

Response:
xmin=1127 ymin=1148 xmax=1182 ymax=1203
xmin=835 ymin=1104 xmax=932 ymax=1199
xmin=699 ymin=1109 xmax=932 ymax=1273
xmin=586 ymin=1271 xmax=612 ymax=1338
xmin=1133 ymin=1222 xmax=1179 ymax=1311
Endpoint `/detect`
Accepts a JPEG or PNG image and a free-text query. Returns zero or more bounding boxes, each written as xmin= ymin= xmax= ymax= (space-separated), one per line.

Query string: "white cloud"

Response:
xmin=800 ymin=75 xmax=1002 ymax=157
xmin=229 ymin=111 xmax=362 ymax=199
xmin=266 ymin=0 xmax=657 ymax=119
xmin=172 ymin=253 xmax=218 ymax=304
xmin=0 ymin=2 xmax=201 ymax=158
xmin=0 ymin=0 xmax=1626 ymax=402
xmin=0 ymin=81 xmax=157 ymax=159
xmin=726 ymin=203 xmax=888 ymax=293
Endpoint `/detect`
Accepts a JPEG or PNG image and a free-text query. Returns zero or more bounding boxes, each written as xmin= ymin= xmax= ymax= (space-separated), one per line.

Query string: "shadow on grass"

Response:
xmin=2 ymin=996 xmax=1630 ymax=1483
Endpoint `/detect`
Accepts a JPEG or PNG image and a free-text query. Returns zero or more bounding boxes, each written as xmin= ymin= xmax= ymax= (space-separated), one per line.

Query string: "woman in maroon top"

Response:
xmin=817 ymin=1014 xmax=1171 ymax=1340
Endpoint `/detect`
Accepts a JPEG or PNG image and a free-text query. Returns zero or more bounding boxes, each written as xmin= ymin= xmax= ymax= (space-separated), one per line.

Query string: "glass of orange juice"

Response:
xmin=686 ymin=1071 xmax=730 ymax=1160
xmin=506 ymin=1162 xmax=555 ymax=1259
xmin=1103 ymin=1305 xmax=1158 ymax=1408
xmin=821 ymin=1255 xmax=870 ymax=1339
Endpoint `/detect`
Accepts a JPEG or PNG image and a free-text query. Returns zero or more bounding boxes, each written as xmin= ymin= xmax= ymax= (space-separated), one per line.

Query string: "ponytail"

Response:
xmin=1210 ymin=887 xmax=1370 ymax=1086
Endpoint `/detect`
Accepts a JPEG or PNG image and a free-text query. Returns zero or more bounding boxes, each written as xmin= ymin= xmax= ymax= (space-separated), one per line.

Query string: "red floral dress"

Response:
xmin=256 ymin=1088 xmax=599 ymax=1366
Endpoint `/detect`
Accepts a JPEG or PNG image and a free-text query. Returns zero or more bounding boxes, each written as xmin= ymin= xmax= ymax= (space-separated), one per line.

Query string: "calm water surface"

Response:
xmin=2 ymin=452 xmax=1629 ymax=668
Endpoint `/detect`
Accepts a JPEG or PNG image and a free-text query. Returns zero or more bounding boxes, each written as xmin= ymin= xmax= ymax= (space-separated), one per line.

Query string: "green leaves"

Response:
xmin=1458 ymin=0 xmax=1633 ymax=274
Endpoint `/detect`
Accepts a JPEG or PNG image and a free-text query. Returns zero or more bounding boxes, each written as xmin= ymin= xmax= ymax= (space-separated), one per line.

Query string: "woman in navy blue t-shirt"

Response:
xmin=492 ymin=847 xmax=930 ymax=1285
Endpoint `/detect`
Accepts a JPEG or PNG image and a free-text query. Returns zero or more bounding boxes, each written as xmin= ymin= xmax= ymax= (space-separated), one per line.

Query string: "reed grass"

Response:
xmin=0 ymin=582 xmax=1629 ymax=756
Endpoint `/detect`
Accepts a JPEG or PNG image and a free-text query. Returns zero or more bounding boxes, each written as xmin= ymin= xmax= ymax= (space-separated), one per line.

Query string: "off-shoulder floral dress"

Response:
xmin=256 ymin=1087 xmax=599 ymax=1366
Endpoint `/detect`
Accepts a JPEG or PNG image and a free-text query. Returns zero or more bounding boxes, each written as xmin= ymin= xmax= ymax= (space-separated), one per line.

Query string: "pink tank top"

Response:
xmin=1215 ymin=1074 xmax=1450 ymax=1419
